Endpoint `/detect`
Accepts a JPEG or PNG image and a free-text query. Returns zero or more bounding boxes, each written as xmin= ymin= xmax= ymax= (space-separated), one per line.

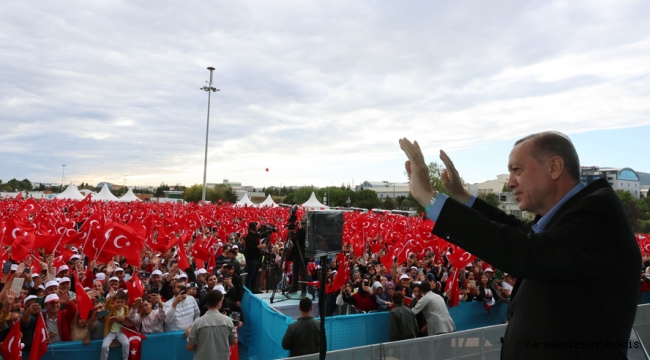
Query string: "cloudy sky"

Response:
xmin=1 ymin=0 xmax=649 ymax=189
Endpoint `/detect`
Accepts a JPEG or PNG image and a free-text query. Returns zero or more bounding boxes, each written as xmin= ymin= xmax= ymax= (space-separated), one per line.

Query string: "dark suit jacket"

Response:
xmin=432 ymin=179 xmax=640 ymax=359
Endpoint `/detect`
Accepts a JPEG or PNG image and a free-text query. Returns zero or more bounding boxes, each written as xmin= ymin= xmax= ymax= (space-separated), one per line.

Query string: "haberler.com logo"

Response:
xmin=525 ymin=340 xmax=640 ymax=349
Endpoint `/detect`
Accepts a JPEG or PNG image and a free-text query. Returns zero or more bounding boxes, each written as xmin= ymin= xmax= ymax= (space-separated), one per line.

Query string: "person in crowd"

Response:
xmin=409 ymin=283 xmax=428 ymax=337
xmin=288 ymin=216 xmax=308 ymax=298
xmin=282 ymin=297 xmax=320 ymax=357
xmin=396 ymin=274 xmax=413 ymax=298
xmin=163 ymin=279 xmax=200 ymax=332
xmin=70 ymin=312 xmax=91 ymax=345
xmin=476 ymin=274 xmax=497 ymax=307
xmin=500 ymin=273 xmax=515 ymax=298
xmin=222 ymin=264 xmax=244 ymax=307
xmin=389 ymin=292 xmax=419 ymax=342
xmin=411 ymin=281 xmax=455 ymax=336
xmin=463 ymin=271 xmax=478 ymax=302
xmin=199 ymin=273 xmax=219 ymax=315
xmin=101 ymin=290 xmax=130 ymax=360
xmin=20 ymin=293 xmax=41 ymax=358
xmin=186 ymin=290 xmax=237 ymax=360
xmin=150 ymin=270 xmax=164 ymax=295
xmin=129 ymin=293 xmax=166 ymax=334
xmin=225 ymin=249 xmax=242 ymax=276
xmin=88 ymin=301 xmax=108 ymax=341
xmin=372 ymin=281 xmax=391 ymax=311
xmin=244 ymin=222 xmax=266 ymax=292
xmin=43 ymin=293 xmax=77 ymax=343
xmin=232 ymin=245 xmax=246 ymax=271
xmin=342 ymin=278 xmax=378 ymax=312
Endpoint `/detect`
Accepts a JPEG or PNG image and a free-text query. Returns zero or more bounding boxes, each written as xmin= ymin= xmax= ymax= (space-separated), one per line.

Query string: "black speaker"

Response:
xmin=304 ymin=211 xmax=344 ymax=258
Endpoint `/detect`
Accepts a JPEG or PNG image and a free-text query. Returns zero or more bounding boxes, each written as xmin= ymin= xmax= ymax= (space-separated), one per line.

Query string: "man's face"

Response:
xmin=174 ymin=282 xmax=186 ymax=296
xmin=207 ymin=275 xmax=218 ymax=288
xmin=46 ymin=301 xmax=60 ymax=314
xmin=151 ymin=275 xmax=162 ymax=286
xmin=93 ymin=281 xmax=103 ymax=293
xmin=227 ymin=252 xmax=236 ymax=260
xmin=59 ymin=281 xmax=70 ymax=292
xmin=139 ymin=301 xmax=152 ymax=315
xmin=109 ymin=281 xmax=119 ymax=290
xmin=507 ymin=140 xmax=554 ymax=215
xmin=45 ymin=286 xmax=58 ymax=296
xmin=116 ymin=271 xmax=125 ymax=279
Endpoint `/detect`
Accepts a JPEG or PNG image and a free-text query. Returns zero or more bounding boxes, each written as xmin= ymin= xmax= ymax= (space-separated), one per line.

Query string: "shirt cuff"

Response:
xmin=466 ymin=195 xmax=477 ymax=207
xmin=425 ymin=193 xmax=449 ymax=223
xmin=425 ymin=194 xmax=477 ymax=223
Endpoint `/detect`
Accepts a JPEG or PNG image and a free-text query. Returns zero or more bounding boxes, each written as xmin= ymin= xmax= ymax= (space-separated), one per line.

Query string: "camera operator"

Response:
xmin=288 ymin=216 xmax=308 ymax=298
xmin=244 ymin=222 xmax=266 ymax=292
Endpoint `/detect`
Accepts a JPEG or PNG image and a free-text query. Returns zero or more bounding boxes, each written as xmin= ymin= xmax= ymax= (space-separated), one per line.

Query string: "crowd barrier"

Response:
xmin=41 ymin=330 xmax=190 ymax=360
xmin=238 ymin=289 xmax=508 ymax=360
xmin=288 ymin=304 xmax=650 ymax=360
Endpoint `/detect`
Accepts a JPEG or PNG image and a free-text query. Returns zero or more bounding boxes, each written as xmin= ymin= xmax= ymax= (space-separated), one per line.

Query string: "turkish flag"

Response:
xmin=126 ymin=271 xmax=144 ymax=305
xmin=445 ymin=269 xmax=460 ymax=308
xmin=14 ymin=192 xmax=22 ymax=201
xmin=68 ymin=193 xmax=92 ymax=215
xmin=97 ymin=223 xmax=144 ymax=266
xmin=331 ymin=257 xmax=350 ymax=292
xmin=122 ymin=327 xmax=147 ymax=360
xmin=74 ymin=272 xmax=94 ymax=320
xmin=1 ymin=319 xmax=23 ymax=360
xmin=29 ymin=314 xmax=48 ymax=360
xmin=176 ymin=229 xmax=191 ymax=271
xmin=14 ymin=198 xmax=40 ymax=219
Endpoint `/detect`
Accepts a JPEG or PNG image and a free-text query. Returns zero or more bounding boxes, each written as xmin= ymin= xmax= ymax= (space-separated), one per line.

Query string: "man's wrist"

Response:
xmin=419 ymin=191 xmax=437 ymax=209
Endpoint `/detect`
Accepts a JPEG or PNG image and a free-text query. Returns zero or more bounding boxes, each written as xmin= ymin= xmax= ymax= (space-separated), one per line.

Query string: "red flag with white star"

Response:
xmin=122 ymin=326 xmax=147 ymax=360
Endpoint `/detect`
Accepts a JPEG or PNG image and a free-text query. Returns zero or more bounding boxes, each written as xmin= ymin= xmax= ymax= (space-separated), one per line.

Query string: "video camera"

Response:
xmin=259 ymin=224 xmax=278 ymax=234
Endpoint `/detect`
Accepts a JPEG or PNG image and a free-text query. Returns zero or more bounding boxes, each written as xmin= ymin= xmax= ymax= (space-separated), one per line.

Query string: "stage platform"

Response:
xmin=255 ymin=290 xmax=320 ymax=320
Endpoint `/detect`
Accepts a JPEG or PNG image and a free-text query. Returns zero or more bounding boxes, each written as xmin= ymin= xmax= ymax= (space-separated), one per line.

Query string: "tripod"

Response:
xmin=270 ymin=227 xmax=308 ymax=304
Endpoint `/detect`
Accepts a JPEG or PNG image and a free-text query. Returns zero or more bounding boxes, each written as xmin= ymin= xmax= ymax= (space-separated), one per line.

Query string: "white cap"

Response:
xmin=108 ymin=276 xmax=119 ymax=282
xmin=84 ymin=287 xmax=91 ymax=291
xmin=213 ymin=285 xmax=227 ymax=294
xmin=177 ymin=273 xmax=188 ymax=280
xmin=115 ymin=267 xmax=124 ymax=273
xmin=57 ymin=265 xmax=69 ymax=273
xmin=45 ymin=294 xmax=60 ymax=303
xmin=400 ymin=274 xmax=411 ymax=280
xmin=24 ymin=295 xmax=38 ymax=305
xmin=410 ymin=266 xmax=418 ymax=270
xmin=70 ymin=254 xmax=81 ymax=260
xmin=32 ymin=273 xmax=39 ymax=278
xmin=45 ymin=280 xmax=59 ymax=289
xmin=232 ymin=245 xmax=238 ymax=249
xmin=195 ymin=269 xmax=207 ymax=275
xmin=484 ymin=268 xmax=494 ymax=273
xmin=38 ymin=285 xmax=45 ymax=290
xmin=95 ymin=273 xmax=106 ymax=281
xmin=58 ymin=277 xmax=71 ymax=284
xmin=10 ymin=264 xmax=18 ymax=271
xmin=151 ymin=270 xmax=163 ymax=276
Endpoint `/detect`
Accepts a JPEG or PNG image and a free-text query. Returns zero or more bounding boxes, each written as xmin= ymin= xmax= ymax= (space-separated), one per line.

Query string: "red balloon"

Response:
xmin=265 ymin=168 xmax=269 ymax=172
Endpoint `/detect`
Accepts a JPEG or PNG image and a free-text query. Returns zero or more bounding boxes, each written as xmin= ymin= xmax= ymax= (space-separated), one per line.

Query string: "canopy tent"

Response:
xmin=259 ymin=194 xmax=278 ymax=208
xmin=119 ymin=188 xmax=140 ymax=202
xmin=92 ymin=184 xmax=119 ymax=202
xmin=234 ymin=192 xmax=256 ymax=207
xmin=301 ymin=192 xmax=329 ymax=210
xmin=56 ymin=182 xmax=85 ymax=200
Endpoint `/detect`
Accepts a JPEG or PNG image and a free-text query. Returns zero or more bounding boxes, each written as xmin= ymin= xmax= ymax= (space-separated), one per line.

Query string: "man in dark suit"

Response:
xmin=400 ymin=131 xmax=641 ymax=359
xmin=289 ymin=217 xmax=309 ymax=297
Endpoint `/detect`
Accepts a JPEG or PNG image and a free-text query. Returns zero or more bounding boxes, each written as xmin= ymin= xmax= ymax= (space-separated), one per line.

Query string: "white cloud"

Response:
xmin=0 ymin=0 xmax=649 ymax=188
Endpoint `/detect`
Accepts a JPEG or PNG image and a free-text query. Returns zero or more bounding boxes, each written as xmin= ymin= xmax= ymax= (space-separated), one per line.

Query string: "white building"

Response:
xmin=355 ymin=181 xmax=410 ymax=199
xmin=580 ymin=167 xmax=641 ymax=199
xmin=467 ymin=174 xmax=509 ymax=197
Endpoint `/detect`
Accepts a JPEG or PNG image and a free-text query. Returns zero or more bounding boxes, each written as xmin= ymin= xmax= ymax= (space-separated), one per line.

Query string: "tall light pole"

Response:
xmin=61 ymin=165 xmax=66 ymax=190
xmin=200 ymin=67 xmax=219 ymax=203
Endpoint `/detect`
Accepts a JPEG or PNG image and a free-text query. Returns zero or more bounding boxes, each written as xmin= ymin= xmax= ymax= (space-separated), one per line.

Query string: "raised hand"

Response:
xmin=439 ymin=150 xmax=471 ymax=203
xmin=399 ymin=138 xmax=436 ymax=207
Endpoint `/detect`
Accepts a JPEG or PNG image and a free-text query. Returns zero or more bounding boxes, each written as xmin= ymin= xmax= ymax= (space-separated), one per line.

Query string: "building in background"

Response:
xmin=355 ymin=181 xmax=410 ymax=199
xmin=580 ymin=167 xmax=641 ymax=199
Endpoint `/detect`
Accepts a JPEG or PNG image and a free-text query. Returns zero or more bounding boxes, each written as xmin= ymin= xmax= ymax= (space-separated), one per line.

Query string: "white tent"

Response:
xmin=234 ymin=192 xmax=256 ymax=207
xmin=56 ymin=182 xmax=85 ymax=200
xmin=259 ymin=194 xmax=278 ymax=208
xmin=92 ymin=184 xmax=119 ymax=202
xmin=119 ymin=188 xmax=140 ymax=202
xmin=301 ymin=192 xmax=329 ymax=210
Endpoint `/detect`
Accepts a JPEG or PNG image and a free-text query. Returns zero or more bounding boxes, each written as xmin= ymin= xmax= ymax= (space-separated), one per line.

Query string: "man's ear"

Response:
xmin=548 ymin=156 xmax=565 ymax=180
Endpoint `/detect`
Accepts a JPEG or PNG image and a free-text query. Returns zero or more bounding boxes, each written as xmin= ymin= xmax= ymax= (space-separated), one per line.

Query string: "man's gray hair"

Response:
xmin=515 ymin=131 xmax=580 ymax=182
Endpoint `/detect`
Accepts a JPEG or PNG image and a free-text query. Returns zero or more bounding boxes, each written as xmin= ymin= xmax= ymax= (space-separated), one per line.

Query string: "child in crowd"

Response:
xmin=101 ymin=290 xmax=130 ymax=360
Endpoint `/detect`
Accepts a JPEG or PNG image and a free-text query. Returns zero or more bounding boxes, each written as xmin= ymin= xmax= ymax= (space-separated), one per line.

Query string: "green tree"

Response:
xmin=155 ymin=182 xmax=170 ymax=197
xmin=616 ymin=190 xmax=650 ymax=233
xmin=478 ymin=193 xmax=500 ymax=207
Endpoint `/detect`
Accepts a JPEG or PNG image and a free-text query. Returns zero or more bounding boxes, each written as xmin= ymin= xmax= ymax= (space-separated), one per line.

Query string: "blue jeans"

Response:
xmin=245 ymin=259 xmax=260 ymax=290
